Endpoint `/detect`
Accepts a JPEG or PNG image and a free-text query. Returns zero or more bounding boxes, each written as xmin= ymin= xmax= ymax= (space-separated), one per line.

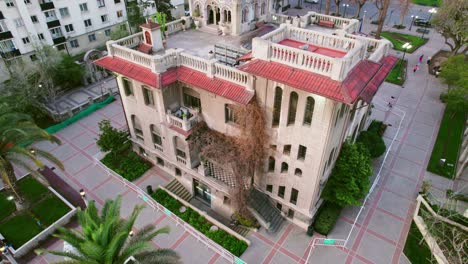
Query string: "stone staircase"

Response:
xmin=198 ymin=25 xmax=222 ymax=35
xmin=165 ymin=179 xmax=192 ymax=201
xmin=248 ymin=188 xmax=284 ymax=233
xmin=231 ymin=224 xmax=251 ymax=237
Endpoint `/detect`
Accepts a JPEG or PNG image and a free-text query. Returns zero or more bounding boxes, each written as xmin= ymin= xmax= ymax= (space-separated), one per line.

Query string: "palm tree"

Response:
xmin=0 ymin=112 xmax=63 ymax=201
xmin=36 ymin=196 xmax=181 ymax=264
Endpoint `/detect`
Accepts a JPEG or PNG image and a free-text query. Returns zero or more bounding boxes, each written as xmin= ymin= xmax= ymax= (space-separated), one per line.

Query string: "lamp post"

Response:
xmin=342 ymin=4 xmax=349 ymax=18
xmin=409 ymin=15 xmax=418 ymax=31
xmin=421 ymin=8 xmax=437 ymax=39
xmin=79 ymin=189 xmax=88 ymax=206
xmin=401 ymin=42 xmax=412 ymax=64
xmin=319 ymin=0 xmax=323 ymax=13
xmin=359 ymin=10 xmax=366 ymax=33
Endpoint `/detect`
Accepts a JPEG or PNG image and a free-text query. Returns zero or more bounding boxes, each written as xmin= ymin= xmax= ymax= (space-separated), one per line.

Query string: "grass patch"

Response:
xmin=31 ymin=196 xmax=70 ymax=226
xmin=16 ymin=176 xmax=48 ymax=203
xmin=151 ymin=189 xmax=248 ymax=256
xmin=0 ymin=192 xmax=16 ymax=221
xmin=0 ymin=213 xmax=43 ymax=248
xmin=386 ymin=59 xmax=407 ymax=85
xmin=101 ymin=151 xmax=151 ymax=181
xmin=412 ymin=0 xmax=441 ymax=7
xmin=380 ymin=32 xmax=428 ymax=53
xmin=427 ymin=109 xmax=465 ymax=179
xmin=313 ymin=202 xmax=343 ymax=235
xmin=403 ymin=222 xmax=432 ymax=264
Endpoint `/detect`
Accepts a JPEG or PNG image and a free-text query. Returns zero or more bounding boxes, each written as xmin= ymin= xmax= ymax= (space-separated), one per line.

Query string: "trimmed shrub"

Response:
xmin=0 ymin=193 xmax=16 ymax=221
xmin=101 ymin=151 xmax=151 ymax=181
xmin=357 ymin=131 xmax=386 ymax=158
xmin=313 ymin=202 xmax=343 ymax=235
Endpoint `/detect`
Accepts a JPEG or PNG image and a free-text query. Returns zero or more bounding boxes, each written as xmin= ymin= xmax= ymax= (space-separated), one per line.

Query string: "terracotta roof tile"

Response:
xmin=359 ymin=56 xmax=399 ymax=103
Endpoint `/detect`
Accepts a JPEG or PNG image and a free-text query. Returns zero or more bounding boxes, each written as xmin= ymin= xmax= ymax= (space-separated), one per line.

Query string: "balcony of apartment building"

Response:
xmin=50 ymin=27 xmax=65 ymax=45
xmin=44 ymin=10 xmax=60 ymax=29
xmin=0 ymin=20 xmax=13 ymax=41
xmin=40 ymin=0 xmax=55 ymax=11
xmin=0 ymin=38 xmax=20 ymax=59
xmin=163 ymin=86 xmax=201 ymax=136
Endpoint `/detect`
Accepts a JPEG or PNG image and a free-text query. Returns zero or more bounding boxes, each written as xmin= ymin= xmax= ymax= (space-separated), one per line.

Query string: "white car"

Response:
xmin=305 ymin=0 xmax=319 ymax=3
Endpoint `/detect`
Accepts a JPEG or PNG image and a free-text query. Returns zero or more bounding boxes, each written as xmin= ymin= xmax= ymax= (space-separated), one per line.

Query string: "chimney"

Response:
xmin=140 ymin=18 xmax=163 ymax=52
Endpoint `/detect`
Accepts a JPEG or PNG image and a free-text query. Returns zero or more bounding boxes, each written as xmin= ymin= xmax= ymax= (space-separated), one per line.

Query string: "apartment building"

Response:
xmin=95 ymin=11 xmax=397 ymax=230
xmin=0 ymin=0 xmax=157 ymax=82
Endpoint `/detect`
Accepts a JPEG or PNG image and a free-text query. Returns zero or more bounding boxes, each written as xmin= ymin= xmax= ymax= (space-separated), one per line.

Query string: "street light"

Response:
xmin=409 ymin=15 xmax=418 ymax=31
xmin=342 ymin=4 xmax=349 ymax=18
xmin=359 ymin=10 xmax=367 ymax=33
xmin=401 ymin=42 xmax=412 ymax=64
xmin=421 ymin=8 xmax=437 ymax=39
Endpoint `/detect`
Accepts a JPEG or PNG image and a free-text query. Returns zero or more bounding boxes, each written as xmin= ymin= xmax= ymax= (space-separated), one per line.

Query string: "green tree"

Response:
xmin=0 ymin=112 xmax=63 ymax=201
xmin=96 ymin=120 xmax=131 ymax=153
xmin=321 ymin=142 xmax=373 ymax=207
xmin=443 ymin=86 xmax=468 ymax=115
xmin=154 ymin=0 xmax=174 ymax=21
xmin=127 ymin=1 xmax=146 ymax=32
xmin=53 ymin=55 xmax=85 ymax=90
xmin=439 ymin=55 xmax=468 ymax=90
xmin=432 ymin=0 xmax=468 ymax=54
xmin=36 ymin=196 xmax=181 ymax=264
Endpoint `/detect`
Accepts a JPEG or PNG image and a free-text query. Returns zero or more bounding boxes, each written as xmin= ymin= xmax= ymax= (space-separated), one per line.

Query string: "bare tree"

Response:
xmin=398 ymin=0 xmax=411 ymax=26
xmin=374 ymin=0 xmax=391 ymax=39
xmin=325 ymin=0 xmax=331 ymax=15
xmin=334 ymin=0 xmax=343 ymax=15
xmin=350 ymin=0 xmax=368 ymax=18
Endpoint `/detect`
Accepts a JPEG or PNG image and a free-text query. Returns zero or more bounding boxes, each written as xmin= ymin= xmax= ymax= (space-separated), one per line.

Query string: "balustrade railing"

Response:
xmin=214 ymin=63 xmax=249 ymax=86
xmin=166 ymin=19 xmax=184 ymax=35
xmin=179 ymin=53 xmax=210 ymax=73
xmin=261 ymin=25 xmax=287 ymax=43
xmin=288 ymin=27 xmax=357 ymax=51
xmin=115 ymin=32 xmax=144 ymax=48
xmin=111 ymin=44 xmax=153 ymax=69
xmin=314 ymin=13 xmax=351 ymax=29
xmin=166 ymin=109 xmax=199 ymax=132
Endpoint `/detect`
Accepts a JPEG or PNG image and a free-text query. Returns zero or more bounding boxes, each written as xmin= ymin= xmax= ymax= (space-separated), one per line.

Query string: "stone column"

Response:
xmin=231 ymin=2 xmax=241 ymax=35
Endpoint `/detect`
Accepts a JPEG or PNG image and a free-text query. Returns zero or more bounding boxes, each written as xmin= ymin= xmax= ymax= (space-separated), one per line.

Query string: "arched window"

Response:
xmin=272 ymin=87 xmax=282 ymax=127
xmin=295 ymin=168 xmax=302 ymax=176
xmin=254 ymin=3 xmax=258 ymax=18
xmin=144 ymin=31 xmax=152 ymax=45
xmin=261 ymin=2 xmax=266 ymax=15
xmin=281 ymin=162 xmax=288 ymax=173
xmin=131 ymin=115 xmax=143 ymax=140
xmin=339 ymin=104 xmax=346 ymax=119
xmin=174 ymin=136 xmax=186 ymax=159
xmin=150 ymin=124 xmax=162 ymax=148
xmin=268 ymin=156 xmax=275 ymax=172
xmin=287 ymin=92 xmax=298 ymax=125
xmin=303 ymin=96 xmax=315 ymax=126
xmin=327 ymin=148 xmax=335 ymax=169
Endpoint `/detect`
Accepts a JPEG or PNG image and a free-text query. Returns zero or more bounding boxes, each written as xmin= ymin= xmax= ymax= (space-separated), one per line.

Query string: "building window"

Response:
xmin=70 ymin=39 xmax=79 ymax=48
xmin=295 ymin=168 xmax=302 ymax=177
xmin=175 ymin=167 xmax=182 ymax=176
xmin=131 ymin=115 xmax=144 ymax=141
xmin=266 ymin=184 xmax=273 ymax=193
xmin=287 ymin=92 xmax=298 ymax=125
xmin=88 ymin=34 xmax=96 ymax=42
xmin=65 ymin=24 xmax=74 ymax=33
xmin=156 ymin=157 xmax=164 ymax=166
xmin=261 ymin=3 xmax=266 ymax=15
xmin=122 ymin=78 xmax=133 ymax=96
xmin=80 ymin=3 xmax=88 ymax=12
xmin=142 ymin=86 xmax=154 ymax=106
xmin=183 ymin=92 xmax=201 ymax=111
xmin=50 ymin=27 xmax=63 ymax=38
xmin=59 ymin=7 xmax=70 ymax=17
xmin=31 ymin=16 xmax=38 ymax=23
xmin=104 ymin=29 xmax=111 ymax=36
xmin=268 ymin=156 xmax=275 ymax=172
xmin=223 ymin=196 xmax=230 ymax=205
xmin=272 ymin=87 xmax=282 ymax=127
xmin=303 ymin=96 xmax=315 ymax=126
xmin=276 ymin=203 xmax=282 ymax=210
xmin=150 ymin=124 xmax=162 ymax=148
xmin=174 ymin=136 xmax=186 ymax=159
xmin=339 ymin=104 xmax=346 ymax=119
xmin=297 ymin=145 xmax=307 ymax=160
xmin=38 ymin=33 xmax=45 ymax=40
xmin=29 ymin=54 xmax=37 ymax=61
xmin=281 ymin=162 xmax=288 ymax=173
xmin=116 ymin=10 xmax=123 ymax=18
xmin=84 ymin=19 xmax=92 ymax=27
xmin=24 ymin=0 xmax=31 ymax=4
xmin=283 ymin=145 xmax=291 ymax=155
xmin=290 ymin=188 xmax=298 ymax=205
xmin=22 ymin=37 xmax=30 ymax=44
xmin=101 ymin=15 xmax=108 ymax=23
xmin=270 ymin=145 xmax=277 ymax=151
xmin=287 ymin=209 xmax=295 ymax=218
xmin=241 ymin=8 xmax=248 ymax=23
xmin=97 ymin=0 xmax=105 ymax=7
xmin=225 ymin=104 xmax=237 ymax=123
xmin=278 ymin=186 xmax=285 ymax=198
xmin=139 ymin=147 xmax=147 ymax=156
xmin=5 ymin=0 xmax=14 ymax=7
xmin=14 ymin=18 xmax=24 ymax=27
xmin=327 ymin=148 xmax=335 ymax=169
xmin=114 ymin=0 xmax=121 ymax=3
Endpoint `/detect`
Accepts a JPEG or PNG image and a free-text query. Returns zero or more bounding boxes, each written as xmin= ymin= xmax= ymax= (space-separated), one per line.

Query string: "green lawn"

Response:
xmin=0 ymin=193 xmax=16 ymax=221
xmin=381 ymin=32 xmax=428 ymax=53
xmin=386 ymin=59 xmax=407 ymax=85
xmin=403 ymin=222 xmax=432 ymax=264
xmin=0 ymin=213 xmax=43 ymax=248
xmin=16 ymin=176 xmax=48 ymax=202
xmin=427 ymin=109 xmax=465 ymax=179
xmin=31 ymin=196 xmax=70 ymax=226
xmin=101 ymin=151 xmax=151 ymax=181
xmin=412 ymin=0 xmax=441 ymax=7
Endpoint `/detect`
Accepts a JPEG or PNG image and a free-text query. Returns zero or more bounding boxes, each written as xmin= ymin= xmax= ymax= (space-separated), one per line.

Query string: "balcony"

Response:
xmin=40 ymin=2 xmax=55 ymax=11
xmin=47 ymin=20 xmax=61 ymax=29
xmin=0 ymin=31 xmax=13 ymax=41
xmin=52 ymin=36 xmax=66 ymax=45
xmin=1 ymin=49 xmax=21 ymax=59
xmin=166 ymin=106 xmax=199 ymax=133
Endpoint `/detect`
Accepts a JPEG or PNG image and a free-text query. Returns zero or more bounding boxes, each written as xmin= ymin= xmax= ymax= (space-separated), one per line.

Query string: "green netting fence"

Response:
xmin=45 ymin=95 xmax=115 ymax=134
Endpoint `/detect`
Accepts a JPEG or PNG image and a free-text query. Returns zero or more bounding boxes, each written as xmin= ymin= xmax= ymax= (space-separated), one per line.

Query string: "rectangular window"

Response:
xmin=38 ymin=33 xmax=44 ymax=40
xmin=266 ymin=185 xmax=273 ymax=193
xmin=88 ymin=33 xmax=96 ymax=42
xmin=31 ymin=16 xmax=38 ymax=23
xmin=290 ymin=188 xmax=298 ymax=205
xmin=122 ymin=78 xmax=133 ymax=96
xmin=276 ymin=203 xmax=282 ymax=210
xmin=101 ymin=14 xmax=108 ymax=22
xmin=225 ymin=104 xmax=237 ymax=123
xmin=151 ymin=131 xmax=162 ymax=147
xmin=116 ymin=10 xmax=123 ymax=18
xmin=44 ymin=10 xmax=57 ymax=20
xmin=183 ymin=93 xmax=201 ymax=111
xmin=104 ymin=29 xmax=111 ymax=36
xmin=114 ymin=0 xmax=121 ymax=3
xmin=84 ymin=19 xmax=92 ymax=27
xmin=59 ymin=7 xmax=70 ymax=17
xmin=270 ymin=145 xmax=277 ymax=151
xmin=5 ymin=0 xmax=14 ymax=7
xmin=29 ymin=54 xmax=37 ymax=61
xmin=278 ymin=186 xmax=285 ymax=198
xmin=287 ymin=209 xmax=295 ymax=219
xmin=223 ymin=196 xmax=230 ymax=205
xmin=70 ymin=39 xmax=79 ymax=48
xmin=283 ymin=145 xmax=291 ymax=155
xmin=175 ymin=167 xmax=182 ymax=176
xmin=142 ymin=86 xmax=154 ymax=106
xmin=50 ymin=27 xmax=63 ymax=37
xmin=65 ymin=24 xmax=74 ymax=33
xmin=156 ymin=157 xmax=164 ymax=166
xmin=14 ymin=19 xmax=24 ymax=27
xmin=79 ymin=3 xmax=88 ymax=12
xmin=176 ymin=149 xmax=186 ymax=159
xmin=22 ymin=37 xmax=30 ymax=44
xmin=97 ymin=0 xmax=105 ymax=7
xmin=24 ymin=0 xmax=31 ymax=4
xmin=297 ymin=145 xmax=307 ymax=160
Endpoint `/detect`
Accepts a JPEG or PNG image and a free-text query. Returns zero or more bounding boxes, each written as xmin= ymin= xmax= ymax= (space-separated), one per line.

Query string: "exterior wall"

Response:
xmin=171 ymin=0 xmax=186 ymax=19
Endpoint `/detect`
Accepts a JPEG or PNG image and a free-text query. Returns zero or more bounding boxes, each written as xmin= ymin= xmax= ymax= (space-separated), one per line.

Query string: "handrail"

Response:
xmin=214 ymin=63 xmax=249 ymax=86
xmin=288 ymin=26 xmax=358 ymax=51
xmin=115 ymin=32 xmax=144 ymax=47
xmin=179 ymin=52 xmax=210 ymax=73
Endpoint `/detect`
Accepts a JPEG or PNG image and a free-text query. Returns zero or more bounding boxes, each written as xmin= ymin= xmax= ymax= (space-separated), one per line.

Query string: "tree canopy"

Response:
xmin=439 ymin=55 xmax=468 ymax=115
xmin=154 ymin=0 xmax=174 ymax=21
xmin=432 ymin=0 xmax=468 ymax=54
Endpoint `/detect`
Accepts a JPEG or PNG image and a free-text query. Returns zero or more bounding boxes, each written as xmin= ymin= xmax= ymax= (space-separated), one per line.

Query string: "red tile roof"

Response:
xmin=140 ymin=21 xmax=160 ymax=30
xmin=360 ymin=56 xmax=399 ymax=103
xmin=94 ymin=57 xmax=253 ymax=105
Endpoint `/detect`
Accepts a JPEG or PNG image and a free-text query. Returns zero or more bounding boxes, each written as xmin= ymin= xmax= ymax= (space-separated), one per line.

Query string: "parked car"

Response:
xmin=414 ymin=18 xmax=431 ymax=27
xmin=305 ymin=0 xmax=319 ymax=3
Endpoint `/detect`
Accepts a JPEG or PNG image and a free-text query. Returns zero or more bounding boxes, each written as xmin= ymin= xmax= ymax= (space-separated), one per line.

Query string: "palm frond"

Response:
xmin=31 ymin=148 xmax=64 ymax=170
xmin=134 ymin=249 xmax=182 ymax=264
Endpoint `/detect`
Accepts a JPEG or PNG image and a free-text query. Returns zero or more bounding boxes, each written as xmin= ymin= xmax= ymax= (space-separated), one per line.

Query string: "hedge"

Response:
xmin=101 ymin=151 xmax=151 ymax=181
xmin=151 ymin=189 xmax=248 ymax=256
xmin=357 ymin=121 xmax=386 ymax=158
xmin=0 ymin=193 xmax=16 ymax=221
xmin=313 ymin=202 xmax=343 ymax=235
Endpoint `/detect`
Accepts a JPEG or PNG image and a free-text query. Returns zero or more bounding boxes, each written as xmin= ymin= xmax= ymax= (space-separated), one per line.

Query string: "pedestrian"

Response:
xmin=419 ymin=54 xmax=424 ymax=63
xmin=387 ymin=102 xmax=393 ymax=108
xmin=427 ymin=56 xmax=431 ymax=65
xmin=413 ymin=65 xmax=418 ymax=73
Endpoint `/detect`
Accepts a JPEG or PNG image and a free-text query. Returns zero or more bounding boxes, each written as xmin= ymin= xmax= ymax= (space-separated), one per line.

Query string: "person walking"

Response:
xmin=413 ymin=65 xmax=418 ymax=74
xmin=419 ymin=54 xmax=424 ymax=64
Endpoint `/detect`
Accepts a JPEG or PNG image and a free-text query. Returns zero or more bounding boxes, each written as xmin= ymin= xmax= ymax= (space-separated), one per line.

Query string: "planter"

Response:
xmin=220 ymin=25 xmax=229 ymax=35
xmin=194 ymin=20 xmax=200 ymax=29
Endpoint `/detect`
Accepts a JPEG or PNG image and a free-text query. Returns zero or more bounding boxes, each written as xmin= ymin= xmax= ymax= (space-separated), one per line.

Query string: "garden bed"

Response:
xmin=101 ymin=150 xmax=151 ymax=181
xmin=151 ymin=189 xmax=248 ymax=257
xmin=386 ymin=59 xmax=407 ymax=85
xmin=412 ymin=0 xmax=441 ymax=7
xmin=313 ymin=202 xmax=343 ymax=235
xmin=380 ymin=32 xmax=428 ymax=53
xmin=427 ymin=109 xmax=465 ymax=179
xmin=403 ymin=222 xmax=432 ymax=264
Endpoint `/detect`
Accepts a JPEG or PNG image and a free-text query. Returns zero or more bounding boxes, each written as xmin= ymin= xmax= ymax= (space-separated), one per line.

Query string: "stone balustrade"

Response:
xmin=179 ymin=52 xmax=210 ymax=73
xmin=166 ymin=109 xmax=199 ymax=132
xmin=114 ymin=32 xmax=144 ymax=48
xmin=213 ymin=63 xmax=249 ymax=86
xmin=166 ymin=19 xmax=184 ymax=35
xmin=288 ymin=26 xmax=358 ymax=51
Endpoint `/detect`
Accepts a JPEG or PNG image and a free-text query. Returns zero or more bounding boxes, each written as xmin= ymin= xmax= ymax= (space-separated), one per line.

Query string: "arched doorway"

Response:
xmin=208 ymin=5 xmax=214 ymax=24
xmin=216 ymin=7 xmax=221 ymax=24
